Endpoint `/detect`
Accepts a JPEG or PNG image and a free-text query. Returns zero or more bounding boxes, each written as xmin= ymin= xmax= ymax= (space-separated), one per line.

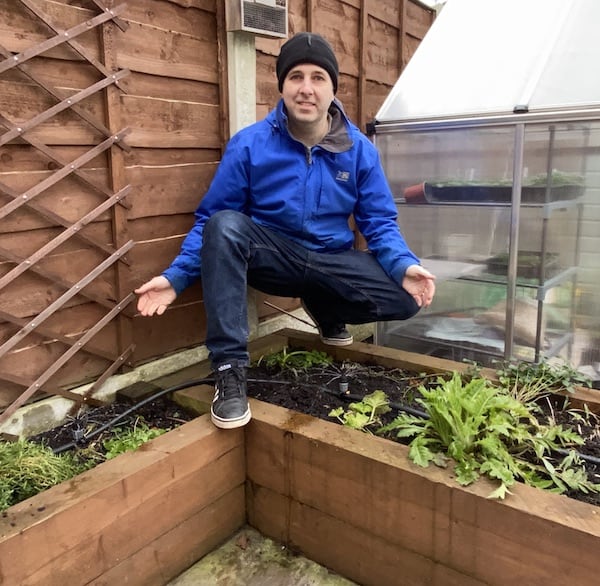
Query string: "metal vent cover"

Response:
xmin=240 ymin=0 xmax=288 ymax=38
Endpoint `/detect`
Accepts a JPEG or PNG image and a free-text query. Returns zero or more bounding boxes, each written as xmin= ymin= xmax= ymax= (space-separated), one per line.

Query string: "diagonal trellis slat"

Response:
xmin=0 ymin=186 xmax=131 ymax=291
xmin=0 ymin=111 xmax=131 ymax=208
xmin=0 ymin=1 xmax=137 ymax=420
xmin=0 ymin=240 xmax=134 ymax=361
xmin=0 ymin=129 xmax=130 ymax=221
xmin=0 ymin=69 xmax=129 ymax=147
xmin=0 ymin=292 xmax=137 ymax=425
xmin=0 ymin=42 xmax=130 ymax=152
xmin=0 ymin=177 xmax=125 ymax=259
xmin=0 ymin=2 xmax=128 ymax=76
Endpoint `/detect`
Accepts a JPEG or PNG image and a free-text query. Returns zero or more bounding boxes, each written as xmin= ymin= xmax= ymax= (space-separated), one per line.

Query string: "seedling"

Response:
xmin=329 ymin=390 xmax=391 ymax=433
xmin=102 ymin=419 xmax=166 ymax=459
xmin=256 ymin=348 xmax=333 ymax=375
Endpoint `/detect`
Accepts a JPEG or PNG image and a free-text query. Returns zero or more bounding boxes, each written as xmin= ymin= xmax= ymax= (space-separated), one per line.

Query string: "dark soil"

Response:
xmin=30 ymin=355 xmax=600 ymax=507
xmin=30 ymin=394 xmax=197 ymax=457
xmin=245 ymin=358 xmax=600 ymax=507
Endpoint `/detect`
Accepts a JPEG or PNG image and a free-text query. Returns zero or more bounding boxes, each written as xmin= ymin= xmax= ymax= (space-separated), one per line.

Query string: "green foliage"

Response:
xmin=379 ymin=372 xmax=599 ymax=499
xmin=0 ymin=440 xmax=93 ymax=512
xmin=495 ymin=359 xmax=592 ymax=404
xmin=102 ymin=420 xmax=166 ymax=460
xmin=257 ymin=348 xmax=332 ymax=375
xmin=329 ymin=390 xmax=391 ymax=433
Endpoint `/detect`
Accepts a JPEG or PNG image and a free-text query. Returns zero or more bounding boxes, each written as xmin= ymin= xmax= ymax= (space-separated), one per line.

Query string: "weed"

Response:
xmin=102 ymin=419 xmax=166 ymax=459
xmin=0 ymin=440 xmax=94 ymax=511
xmin=256 ymin=348 xmax=332 ymax=376
xmin=494 ymin=359 xmax=592 ymax=404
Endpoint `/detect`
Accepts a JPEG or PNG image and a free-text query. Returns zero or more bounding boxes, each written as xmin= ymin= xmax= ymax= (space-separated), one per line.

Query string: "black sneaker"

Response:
xmin=301 ymin=301 xmax=353 ymax=347
xmin=211 ymin=363 xmax=251 ymax=429
xmin=320 ymin=323 xmax=354 ymax=346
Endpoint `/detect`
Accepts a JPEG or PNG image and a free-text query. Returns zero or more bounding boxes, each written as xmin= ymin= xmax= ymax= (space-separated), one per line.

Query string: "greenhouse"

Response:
xmin=374 ymin=0 xmax=600 ymax=385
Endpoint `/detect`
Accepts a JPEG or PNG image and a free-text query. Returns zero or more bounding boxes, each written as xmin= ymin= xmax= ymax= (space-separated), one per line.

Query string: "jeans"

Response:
xmin=201 ymin=210 xmax=419 ymax=367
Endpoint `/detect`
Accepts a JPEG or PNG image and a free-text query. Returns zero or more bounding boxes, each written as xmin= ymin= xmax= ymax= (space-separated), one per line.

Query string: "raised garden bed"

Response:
xmin=1 ymin=329 xmax=599 ymax=585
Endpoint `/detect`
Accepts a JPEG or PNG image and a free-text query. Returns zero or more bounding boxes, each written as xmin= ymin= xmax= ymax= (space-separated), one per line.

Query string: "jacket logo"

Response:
xmin=335 ymin=170 xmax=350 ymax=182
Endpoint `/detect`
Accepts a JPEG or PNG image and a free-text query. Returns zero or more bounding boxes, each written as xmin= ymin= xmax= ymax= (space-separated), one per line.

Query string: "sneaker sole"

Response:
xmin=320 ymin=335 xmax=354 ymax=346
xmin=211 ymin=407 xmax=252 ymax=429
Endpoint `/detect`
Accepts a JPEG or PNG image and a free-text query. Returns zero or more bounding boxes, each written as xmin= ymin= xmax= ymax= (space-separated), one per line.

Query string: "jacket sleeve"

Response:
xmin=352 ymin=139 xmax=420 ymax=284
xmin=162 ymin=133 xmax=250 ymax=295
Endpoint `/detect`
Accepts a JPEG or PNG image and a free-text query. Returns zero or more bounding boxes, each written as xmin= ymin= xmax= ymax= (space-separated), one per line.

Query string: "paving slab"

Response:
xmin=167 ymin=526 xmax=359 ymax=586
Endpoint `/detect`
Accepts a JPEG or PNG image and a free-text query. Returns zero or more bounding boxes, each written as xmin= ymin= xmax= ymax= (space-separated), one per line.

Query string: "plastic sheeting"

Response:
xmin=376 ymin=0 xmax=600 ymax=122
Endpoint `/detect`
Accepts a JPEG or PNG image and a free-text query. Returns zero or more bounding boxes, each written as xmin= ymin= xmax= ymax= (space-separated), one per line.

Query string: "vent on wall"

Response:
xmin=226 ymin=0 xmax=288 ymax=39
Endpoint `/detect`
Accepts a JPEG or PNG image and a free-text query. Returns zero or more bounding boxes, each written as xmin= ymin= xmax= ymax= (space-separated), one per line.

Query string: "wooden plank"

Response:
xmin=100 ymin=8 xmax=133 ymax=374
xmin=0 ymin=143 xmax=107 ymax=174
xmin=121 ymin=70 xmax=219 ymax=103
xmin=127 ymin=215 xmax=195 ymax=244
xmin=127 ymin=160 xmax=217 ymax=219
xmin=122 ymin=0 xmax=217 ymax=38
xmin=0 ymin=416 xmax=243 ymax=584
xmin=357 ymin=0 xmax=367 ymax=132
xmin=246 ymin=398 xmax=600 ymax=585
xmin=122 ymin=95 xmax=221 ymax=148
xmin=405 ymin=0 xmax=435 ymax=39
xmin=88 ymin=486 xmax=245 ymax=586
xmin=132 ymin=298 xmax=206 ymax=362
xmin=364 ymin=0 xmax=400 ymax=28
xmin=246 ymin=401 xmax=450 ymax=560
xmin=114 ymin=22 xmax=218 ymax=83
xmin=127 ymin=236 xmax=190 ymax=282
xmin=22 ymin=453 xmax=245 ymax=585
xmin=366 ymin=14 xmax=401 ymax=86
xmin=249 ymin=487 xmax=483 ymax=586
xmin=1 ymin=80 xmax=219 ymax=147
xmin=283 ymin=328 xmax=495 ymax=376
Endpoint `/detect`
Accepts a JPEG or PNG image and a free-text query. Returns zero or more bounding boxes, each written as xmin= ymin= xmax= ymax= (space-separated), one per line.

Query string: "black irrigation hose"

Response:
xmin=554 ymin=447 xmax=600 ymax=467
xmin=52 ymin=377 xmax=215 ymax=454
xmin=52 ymin=375 xmax=600 ymax=468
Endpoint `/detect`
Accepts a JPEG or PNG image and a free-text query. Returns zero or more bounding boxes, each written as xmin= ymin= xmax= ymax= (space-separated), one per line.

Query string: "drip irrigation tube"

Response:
xmin=52 ymin=377 xmax=215 ymax=454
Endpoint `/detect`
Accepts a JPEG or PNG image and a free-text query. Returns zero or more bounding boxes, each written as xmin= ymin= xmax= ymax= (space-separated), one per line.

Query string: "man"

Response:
xmin=135 ymin=32 xmax=435 ymax=430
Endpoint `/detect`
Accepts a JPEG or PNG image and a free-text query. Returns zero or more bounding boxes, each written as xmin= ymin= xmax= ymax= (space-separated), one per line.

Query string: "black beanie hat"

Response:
xmin=276 ymin=32 xmax=339 ymax=94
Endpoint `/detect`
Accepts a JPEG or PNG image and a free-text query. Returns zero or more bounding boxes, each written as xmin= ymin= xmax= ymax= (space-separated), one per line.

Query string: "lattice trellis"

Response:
xmin=0 ymin=0 xmax=136 ymax=425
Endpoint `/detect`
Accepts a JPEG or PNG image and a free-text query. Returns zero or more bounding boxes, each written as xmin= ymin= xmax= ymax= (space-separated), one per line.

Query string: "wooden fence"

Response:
xmin=0 ymin=0 xmax=434 ymax=420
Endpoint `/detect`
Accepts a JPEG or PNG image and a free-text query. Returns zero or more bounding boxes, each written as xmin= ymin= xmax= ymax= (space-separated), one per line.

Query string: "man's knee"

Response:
xmin=204 ymin=210 xmax=249 ymax=242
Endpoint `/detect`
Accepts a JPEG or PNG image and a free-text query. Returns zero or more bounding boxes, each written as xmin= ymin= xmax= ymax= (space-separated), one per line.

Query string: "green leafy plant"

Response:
xmin=495 ymin=359 xmax=592 ymax=404
xmin=0 ymin=440 xmax=94 ymax=511
xmin=257 ymin=348 xmax=332 ymax=375
xmin=379 ymin=372 xmax=599 ymax=499
xmin=329 ymin=390 xmax=391 ymax=433
xmin=102 ymin=419 xmax=166 ymax=460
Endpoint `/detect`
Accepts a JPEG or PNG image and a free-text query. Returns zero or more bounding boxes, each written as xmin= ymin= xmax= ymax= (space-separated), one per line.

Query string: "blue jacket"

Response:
xmin=162 ymin=99 xmax=419 ymax=295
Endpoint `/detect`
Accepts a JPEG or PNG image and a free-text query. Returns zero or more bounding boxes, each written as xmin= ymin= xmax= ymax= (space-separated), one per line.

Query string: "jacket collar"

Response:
xmin=272 ymin=98 xmax=353 ymax=153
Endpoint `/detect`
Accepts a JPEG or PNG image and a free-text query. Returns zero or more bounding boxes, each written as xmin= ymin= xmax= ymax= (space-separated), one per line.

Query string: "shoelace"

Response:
xmin=217 ymin=368 xmax=245 ymax=400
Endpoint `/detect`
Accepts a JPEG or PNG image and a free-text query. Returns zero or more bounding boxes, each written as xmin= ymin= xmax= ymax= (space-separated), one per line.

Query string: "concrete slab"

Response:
xmin=167 ymin=526 xmax=359 ymax=586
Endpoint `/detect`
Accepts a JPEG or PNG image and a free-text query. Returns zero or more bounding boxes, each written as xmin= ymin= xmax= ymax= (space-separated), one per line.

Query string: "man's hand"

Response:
xmin=135 ymin=276 xmax=177 ymax=316
xmin=402 ymin=265 xmax=436 ymax=308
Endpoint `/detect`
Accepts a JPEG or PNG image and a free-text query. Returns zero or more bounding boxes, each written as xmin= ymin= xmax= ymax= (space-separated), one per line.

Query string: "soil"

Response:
xmin=245 ymin=357 xmax=600 ymax=507
xmin=30 ymin=354 xmax=600 ymax=507
xmin=30 ymin=394 xmax=197 ymax=457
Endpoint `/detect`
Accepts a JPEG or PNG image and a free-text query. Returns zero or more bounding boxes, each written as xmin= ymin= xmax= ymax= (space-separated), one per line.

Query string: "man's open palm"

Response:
xmin=135 ymin=276 xmax=177 ymax=316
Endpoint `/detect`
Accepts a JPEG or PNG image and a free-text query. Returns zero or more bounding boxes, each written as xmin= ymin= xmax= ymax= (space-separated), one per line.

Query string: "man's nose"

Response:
xmin=299 ymin=78 xmax=314 ymax=93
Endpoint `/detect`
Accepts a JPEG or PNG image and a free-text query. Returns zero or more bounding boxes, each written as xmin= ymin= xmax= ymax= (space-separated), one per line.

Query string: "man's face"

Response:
xmin=281 ymin=64 xmax=335 ymax=127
